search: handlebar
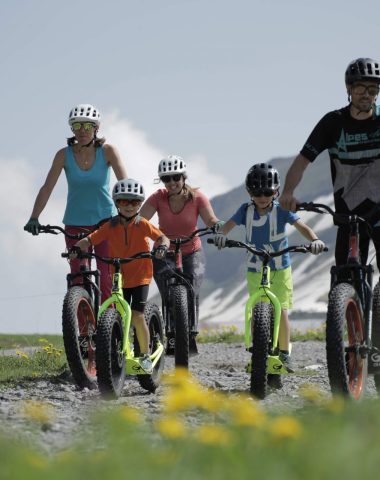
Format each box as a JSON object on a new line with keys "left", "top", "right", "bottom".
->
{"left": 28, "top": 225, "right": 89, "bottom": 240}
{"left": 169, "top": 227, "right": 216, "bottom": 246}
{"left": 297, "top": 202, "right": 376, "bottom": 226}
{"left": 207, "top": 237, "right": 328, "bottom": 258}
{"left": 61, "top": 249, "right": 153, "bottom": 265}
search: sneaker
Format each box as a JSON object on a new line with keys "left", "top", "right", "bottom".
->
{"left": 267, "top": 374, "right": 283, "bottom": 389}
{"left": 139, "top": 354, "right": 153, "bottom": 374}
{"left": 279, "top": 352, "right": 295, "bottom": 373}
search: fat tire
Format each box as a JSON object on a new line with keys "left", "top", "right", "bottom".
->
{"left": 134, "top": 302, "right": 165, "bottom": 392}
{"left": 96, "top": 309, "right": 126, "bottom": 399}
{"left": 371, "top": 282, "right": 380, "bottom": 392}
{"left": 62, "top": 287, "right": 97, "bottom": 390}
{"left": 171, "top": 285, "right": 189, "bottom": 368}
{"left": 250, "top": 302, "right": 272, "bottom": 399}
{"left": 326, "top": 283, "right": 367, "bottom": 400}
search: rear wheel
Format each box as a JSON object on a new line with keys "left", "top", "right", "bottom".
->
{"left": 134, "top": 302, "right": 165, "bottom": 392}
{"left": 170, "top": 285, "right": 189, "bottom": 368}
{"left": 96, "top": 309, "right": 126, "bottom": 399}
{"left": 371, "top": 282, "right": 380, "bottom": 392}
{"left": 326, "top": 283, "right": 367, "bottom": 400}
{"left": 62, "top": 287, "right": 97, "bottom": 390}
{"left": 250, "top": 302, "right": 272, "bottom": 399}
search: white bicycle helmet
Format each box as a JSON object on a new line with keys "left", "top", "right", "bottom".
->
{"left": 158, "top": 155, "right": 187, "bottom": 178}
{"left": 112, "top": 179, "right": 145, "bottom": 203}
{"left": 68, "top": 104, "right": 101, "bottom": 127}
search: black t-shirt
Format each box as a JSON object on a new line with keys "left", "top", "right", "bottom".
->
{"left": 300, "top": 106, "right": 380, "bottom": 216}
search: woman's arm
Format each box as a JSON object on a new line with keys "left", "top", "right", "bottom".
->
{"left": 199, "top": 204, "right": 220, "bottom": 228}
{"left": 140, "top": 201, "right": 157, "bottom": 221}
{"left": 104, "top": 144, "right": 127, "bottom": 180}
{"left": 29, "top": 149, "right": 65, "bottom": 219}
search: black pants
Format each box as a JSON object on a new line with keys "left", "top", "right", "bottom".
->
{"left": 153, "top": 250, "right": 205, "bottom": 332}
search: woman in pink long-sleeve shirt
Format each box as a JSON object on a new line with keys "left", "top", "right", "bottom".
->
{"left": 140, "top": 155, "right": 222, "bottom": 353}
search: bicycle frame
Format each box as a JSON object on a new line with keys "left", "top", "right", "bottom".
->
{"left": 298, "top": 203, "right": 375, "bottom": 356}
{"left": 94, "top": 258, "right": 164, "bottom": 375}
{"left": 162, "top": 227, "right": 215, "bottom": 334}
{"left": 209, "top": 238, "right": 321, "bottom": 376}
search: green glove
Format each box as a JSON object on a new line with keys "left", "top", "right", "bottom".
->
{"left": 24, "top": 218, "right": 41, "bottom": 236}
{"left": 213, "top": 220, "right": 225, "bottom": 233}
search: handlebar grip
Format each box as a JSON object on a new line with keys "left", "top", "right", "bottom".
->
{"left": 61, "top": 252, "right": 69, "bottom": 258}
{"left": 323, "top": 247, "right": 329, "bottom": 252}
{"left": 207, "top": 238, "right": 215, "bottom": 244}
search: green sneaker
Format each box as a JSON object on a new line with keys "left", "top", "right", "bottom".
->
{"left": 139, "top": 354, "right": 153, "bottom": 374}
{"left": 279, "top": 352, "right": 295, "bottom": 373}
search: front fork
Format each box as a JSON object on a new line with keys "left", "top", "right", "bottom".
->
{"left": 244, "top": 291, "right": 281, "bottom": 352}
{"left": 97, "top": 272, "right": 132, "bottom": 356}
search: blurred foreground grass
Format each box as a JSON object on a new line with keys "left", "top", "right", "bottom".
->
{"left": 0, "top": 368, "right": 379, "bottom": 480}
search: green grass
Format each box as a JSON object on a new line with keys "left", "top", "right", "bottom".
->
{"left": 0, "top": 337, "right": 67, "bottom": 383}
{"left": 0, "top": 334, "right": 63, "bottom": 350}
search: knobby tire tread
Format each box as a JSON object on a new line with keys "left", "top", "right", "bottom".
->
{"left": 136, "top": 302, "right": 165, "bottom": 392}
{"left": 372, "top": 282, "right": 380, "bottom": 392}
{"left": 96, "top": 309, "right": 125, "bottom": 399}
{"left": 62, "top": 287, "right": 97, "bottom": 390}
{"left": 250, "top": 302, "right": 272, "bottom": 399}
{"left": 171, "top": 285, "right": 189, "bottom": 368}
{"left": 326, "top": 283, "right": 367, "bottom": 400}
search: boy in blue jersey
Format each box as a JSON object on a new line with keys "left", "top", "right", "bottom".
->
{"left": 214, "top": 163, "right": 325, "bottom": 376}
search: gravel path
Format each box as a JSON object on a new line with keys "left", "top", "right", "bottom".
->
{"left": 0, "top": 341, "right": 377, "bottom": 454}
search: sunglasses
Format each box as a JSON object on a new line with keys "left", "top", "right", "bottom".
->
{"left": 251, "top": 188, "right": 276, "bottom": 197}
{"left": 161, "top": 174, "right": 183, "bottom": 183}
{"left": 352, "top": 84, "right": 380, "bottom": 96}
{"left": 71, "top": 122, "right": 96, "bottom": 131}
{"left": 117, "top": 199, "right": 141, "bottom": 207}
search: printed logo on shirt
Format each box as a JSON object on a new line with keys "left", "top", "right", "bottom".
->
{"left": 336, "top": 130, "right": 369, "bottom": 152}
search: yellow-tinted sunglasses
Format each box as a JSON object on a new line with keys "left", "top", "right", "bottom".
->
{"left": 71, "top": 122, "right": 96, "bottom": 131}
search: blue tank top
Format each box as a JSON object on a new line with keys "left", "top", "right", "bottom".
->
{"left": 63, "top": 146, "right": 116, "bottom": 225}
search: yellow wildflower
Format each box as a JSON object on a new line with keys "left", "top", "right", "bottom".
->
{"left": 155, "top": 417, "right": 187, "bottom": 439}
{"left": 119, "top": 407, "right": 142, "bottom": 423}
{"left": 299, "top": 383, "right": 324, "bottom": 403}
{"left": 270, "top": 416, "right": 302, "bottom": 440}
{"left": 22, "top": 400, "right": 55, "bottom": 424}
{"left": 196, "top": 424, "right": 231, "bottom": 446}
{"left": 228, "top": 395, "right": 267, "bottom": 427}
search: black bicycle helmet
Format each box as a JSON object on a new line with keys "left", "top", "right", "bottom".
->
{"left": 245, "top": 163, "right": 280, "bottom": 194}
{"left": 345, "top": 58, "right": 380, "bottom": 85}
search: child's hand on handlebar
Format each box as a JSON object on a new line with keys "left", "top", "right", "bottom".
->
{"left": 214, "top": 233, "right": 227, "bottom": 249}
{"left": 310, "top": 239, "right": 325, "bottom": 255}
{"left": 154, "top": 245, "right": 168, "bottom": 259}
{"left": 68, "top": 245, "right": 82, "bottom": 260}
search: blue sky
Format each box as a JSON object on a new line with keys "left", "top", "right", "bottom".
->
{"left": 1, "top": 0, "right": 380, "bottom": 332}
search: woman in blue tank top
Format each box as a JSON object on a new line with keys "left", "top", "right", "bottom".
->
{"left": 24, "top": 104, "right": 127, "bottom": 300}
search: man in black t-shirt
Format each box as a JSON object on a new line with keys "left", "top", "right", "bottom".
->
{"left": 279, "top": 57, "right": 380, "bottom": 268}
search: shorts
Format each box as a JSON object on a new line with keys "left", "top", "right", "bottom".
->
{"left": 122, "top": 285, "right": 149, "bottom": 313}
{"left": 246, "top": 266, "right": 293, "bottom": 310}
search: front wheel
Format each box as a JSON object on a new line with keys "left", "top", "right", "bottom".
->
{"left": 371, "top": 282, "right": 380, "bottom": 392}
{"left": 326, "top": 283, "right": 367, "bottom": 400}
{"left": 134, "top": 302, "right": 165, "bottom": 392}
{"left": 62, "top": 287, "right": 97, "bottom": 390}
{"left": 96, "top": 309, "right": 126, "bottom": 399}
{"left": 170, "top": 285, "right": 189, "bottom": 368}
{"left": 250, "top": 302, "right": 272, "bottom": 399}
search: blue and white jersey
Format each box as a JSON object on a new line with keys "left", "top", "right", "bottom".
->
{"left": 230, "top": 201, "right": 299, "bottom": 272}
